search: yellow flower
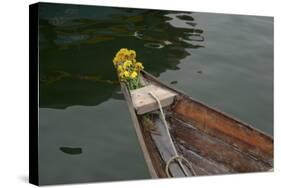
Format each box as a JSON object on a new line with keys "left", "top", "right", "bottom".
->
{"left": 113, "top": 49, "right": 144, "bottom": 86}
{"left": 117, "top": 65, "right": 123, "bottom": 72}
{"left": 130, "top": 71, "right": 138, "bottom": 79}
{"left": 135, "top": 62, "right": 144, "bottom": 71}
{"left": 123, "top": 60, "right": 132, "bottom": 69}
{"left": 124, "top": 71, "right": 130, "bottom": 78}
{"left": 119, "top": 72, "right": 125, "bottom": 81}
{"left": 132, "top": 59, "right": 136, "bottom": 64}
{"left": 119, "top": 48, "right": 128, "bottom": 54}
{"left": 117, "top": 53, "right": 125, "bottom": 62}
{"left": 117, "top": 49, "right": 128, "bottom": 59}
{"left": 128, "top": 50, "right": 136, "bottom": 60}
{"left": 124, "top": 55, "right": 129, "bottom": 61}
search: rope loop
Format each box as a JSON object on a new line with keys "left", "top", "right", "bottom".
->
{"left": 165, "top": 155, "right": 196, "bottom": 177}
{"left": 149, "top": 91, "right": 196, "bottom": 177}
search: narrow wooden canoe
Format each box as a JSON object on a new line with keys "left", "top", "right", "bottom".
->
{"left": 120, "top": 71, "right": 273, "bottom": 178}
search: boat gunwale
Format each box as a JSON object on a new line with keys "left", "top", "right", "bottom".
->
{"left": 141, "top": 70, "right": 273, "bottom": 140}
{"left": 120, "top": 82, "right": 159, "bottom": 178}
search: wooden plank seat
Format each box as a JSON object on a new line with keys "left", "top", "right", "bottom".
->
{"left": 130, "top": 84, "right": 178, "bottom": 114}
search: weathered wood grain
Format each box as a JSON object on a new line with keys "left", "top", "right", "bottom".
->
{"left": 150, "top": 116, "right": 187, "bottom": 177}
{"left": 169, "top": 117, "right": 271, "bottom": 172}
{"left": 173, "top": 96, "right": 273, "bottom": 166}
{"left": 131, "top": 84, "right": 177, "bottom": 115}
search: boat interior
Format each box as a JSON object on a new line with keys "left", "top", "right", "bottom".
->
{"left": 129, "top": 72, "right": 273, "bottom": 177}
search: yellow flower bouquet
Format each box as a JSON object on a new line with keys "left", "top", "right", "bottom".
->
{"left": 113, "top": 48, "right": 144, "bottom": 90}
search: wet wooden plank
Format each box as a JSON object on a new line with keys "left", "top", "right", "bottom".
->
{"left": 177, "top": 145, "right": 231, "bottom": 175}
{"left": 150, "top": 116, "right": 188, "bottom": 177}
{"left": 169, "top": 117, "right": 272, "bottom": 172}
{"left": 173, "top": 97, "right": 273, "bottom": 165}
{"left": 140, "top": 125, "right": 168, "bottom": 178}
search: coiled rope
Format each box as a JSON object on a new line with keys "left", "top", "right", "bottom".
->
{"left": 149, "top": 91, "right": 196, "bottom": 177}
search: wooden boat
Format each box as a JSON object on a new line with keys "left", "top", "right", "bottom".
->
{"left": 120, "top": 70, "right": 273, "bottom": 178}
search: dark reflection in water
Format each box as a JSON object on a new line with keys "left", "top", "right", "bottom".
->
{"left": 38, "top": 3, "right": 273, "bottom": 185}
{"left": 59, "top": 147, "right": 82, "bottom": 155}
{"left": 39, "top": 4, "right": 204, "bottom": 108}
{"left": 38, "top": 3, "right": 205, "bottom": 185}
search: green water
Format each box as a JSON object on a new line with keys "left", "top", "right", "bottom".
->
{"left": 38, "top": 3, "right": 273, "bottom": 185}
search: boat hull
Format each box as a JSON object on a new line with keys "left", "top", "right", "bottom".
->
{"left": 120, "top": 71, "right": 273, "bottom": 178}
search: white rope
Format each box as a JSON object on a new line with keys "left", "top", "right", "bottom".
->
{"left": 149, "top": 91, "right": 195, "bottom": 177}
{"left": 165, "top": 155, "right": 195, "bottom": 178}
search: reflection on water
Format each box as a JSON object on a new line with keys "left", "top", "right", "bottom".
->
{"left": 38, "top": 3, "right": 273, "bottom": 185}
{"left": 39, "top": 4, "right": 204, "bottom": 109}
{"left": 59, "top": 147, "right": 82, "bottom": 155}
